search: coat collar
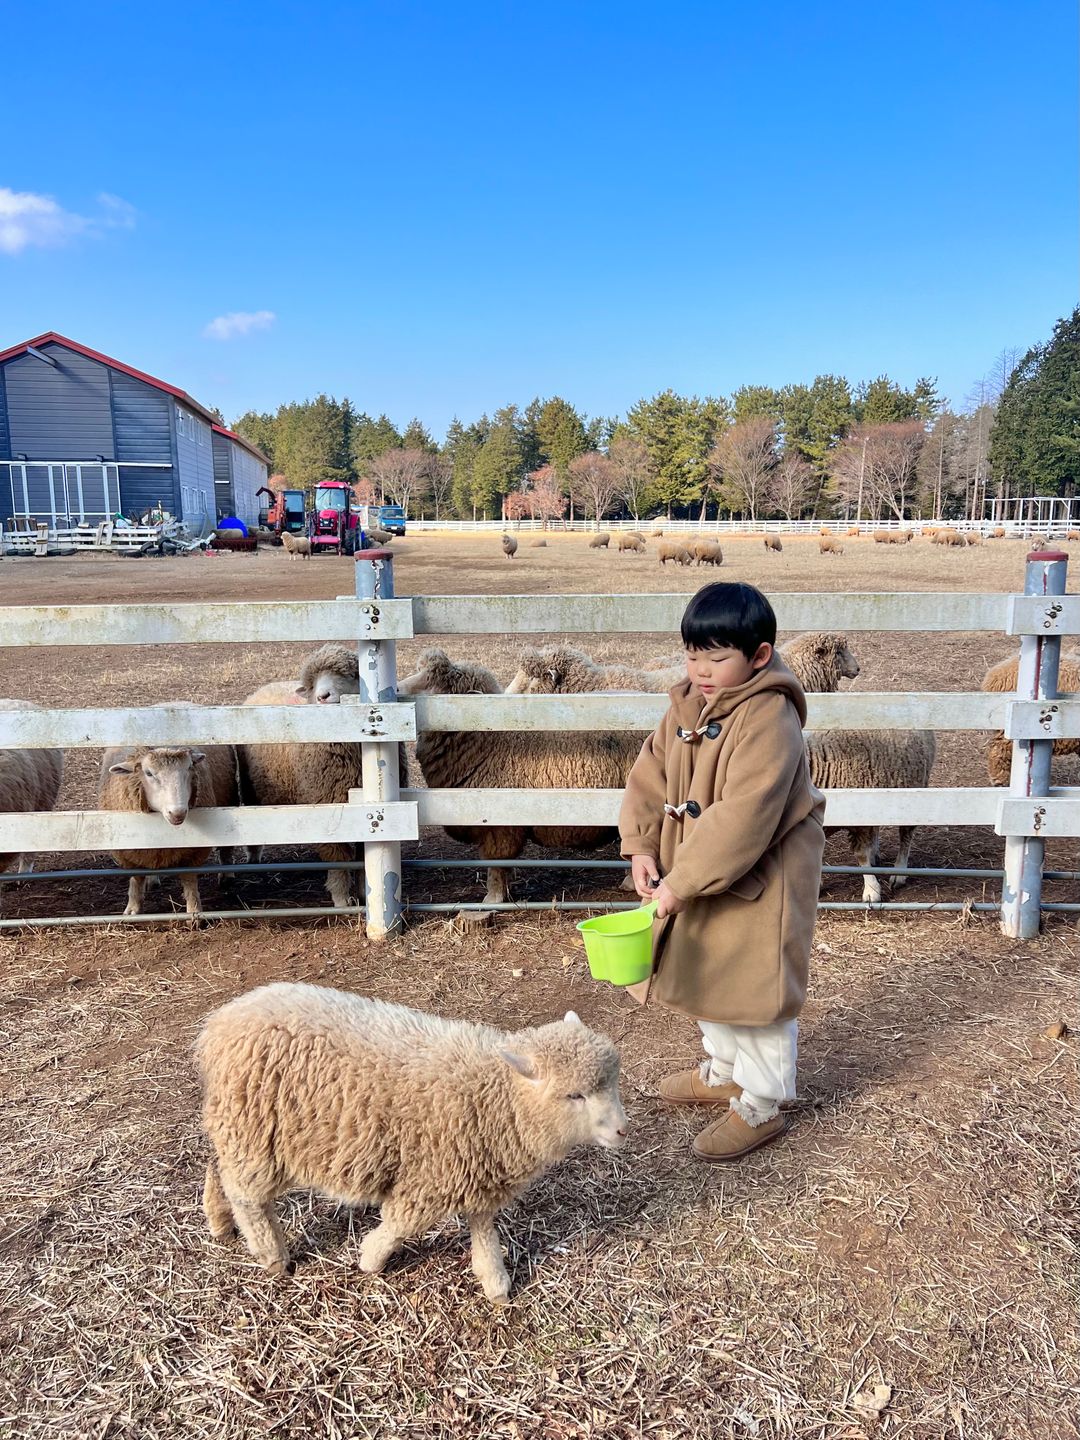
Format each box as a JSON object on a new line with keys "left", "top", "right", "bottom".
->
{"left": 668, "top": 654, "right": 808, "bottom": 729}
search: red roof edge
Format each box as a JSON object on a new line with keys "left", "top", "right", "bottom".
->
{"left": 0, "top": 331, "right": 217, "bottom": 427}
{"left": 212, "top": 422, "right": 270, "bottom": 467}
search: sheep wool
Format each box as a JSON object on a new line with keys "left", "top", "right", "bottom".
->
{"left": 505, "top": 645, "right": 683, "bottom": 695}
{"left": 0, "top": 700, "right": 64, "bottom": 881}
{"left": 197, "top": 984, "right": 626, "bottom": 1302}
{"left": 779, "top": 633, "right": 861, "bottom": 693}
{"left": 981, "top": 649, "right": 1080, "bottom": 784}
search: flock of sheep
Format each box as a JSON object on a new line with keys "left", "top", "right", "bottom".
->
{"left": 4, "top": 634, "right": 1076, "bottom": 917}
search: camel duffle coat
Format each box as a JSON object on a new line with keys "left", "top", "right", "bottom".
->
{"left": 618, "top": 657, "right": 826, "bottom": 1026}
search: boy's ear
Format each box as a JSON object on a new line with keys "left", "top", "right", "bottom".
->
{"left": 753, "top": 641, "right": 774, "bottom": 670}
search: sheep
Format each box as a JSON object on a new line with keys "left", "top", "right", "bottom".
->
{"left": 781, "top": 634, "right": 934, "bottom": 902}
{"left": 280, "top": 531, "right": 311, "bottom": 560}
{"left": 588, "top": 533, "right": 611, "bottom": 549}
{"left": 501, "top": 533, "right": 518, "bottom": 558}
{"left": 238, "top": 645, "right": 408, "bottom": 908}
{"left": 763, "top": 535, "right": 782, "bottom": 552}
{"left": 98, "top": 712, "right": 239, "bottom": 917}
{"left": 530, "top": 539, "right": 548, "bottom": 547}
{"left": 0, "top": 701, "right": 63, "bottom": 898}
{"left": 650, "top": 527, "right": 664, "bottom": 537}
{"left": 617, "top": 534, "right": 645, "bottom": 553}
{"left": 932, "top": 528, "right": 965, "bottom": 546}
{"left": 197, "top": 985, "right": 626, "bottom": 1302}
{"left": 779, "top": 632, "right": 861, "bottom": 693}
{"left": 1067, "top": 531, "right": 1080, "bottom": 542}
{"left": 505, "top": 645, "right": 684, "bottom": 696}
{"left": 846, "top": 526, "right": 861, "bottom": 537}
{"left": 818, "top": 536, "right": 844, "bottom": 555}
{"left": 627, "top": 530, "right": 647, "bottom": 542}
{"left": 366, "top": 526, "right": 394, "bottom": 546}
{"left": 658, "top": 541, "right": 693, "bottom": 565}
{"left": 397, "top": 649, "right": 644, "bottom": 905}
{"left": 966, "top": 533, "right": 983, "bottom": 546}
{"left": 981, "top": 649, "right": 1080, "bottom": 784}
{"left": 692, "top": 538, "right": 723, "bottom": 566}
{"left": 991, "top": 527, "right": 1006, "bottom": 539}
{"left": 873, "top": 530, "right": 913, "bottom": 545}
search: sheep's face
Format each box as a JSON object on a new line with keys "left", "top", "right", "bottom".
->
{"left": 111, "top": 749, "right": 205, "bottom": 825}
{"left": 835, "top": 643, "right": 860, "bottom": 682}
{"left": 501, "top": 1013, "right": 628, "bottom": 1152}
{"left": 299, "top": 669, "right": 361, "bottom": 706}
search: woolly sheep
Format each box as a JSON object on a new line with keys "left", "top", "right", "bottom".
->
{"left": 658, "top": 541, "right": 692, "bottom": 565}
{"left": 98, "top": 712, "right": 239, "bottom": 917}
{"left": 692, "top": 538, "right": 723, "bottom": 566}
{"left": 873, "top": 530, "right": 913, "bottom": 545}
{"left": 530, "top": 539, "right": 548, "bottom": 547}
{"left": 366, "top": 526, "right": 395, "bottom": 546}
{"left": 197, "top": 984, "right": 627, "bottom": 1303}
{"left": 238, "top": 645, "right": 408, "bottom": 908}
{"left": 501, "top": 533, "right": 518, "bottom": 558}
{"left": 280, "top": 531, "right": 311, "bottom": 559}
{"left": 782, "top": 636, "right": 934, "bottom": 902}
{"left": 846, "top": 526, "right": 861, "bottom": 537}
{"left": 966, "top": 533, "right": 983, "bottom": 546}
{"left": 650, "top": 527, "right": 664, "bottom": 537}
{"left": 763, "top": 535, "right": 782, "bottom": 552}
{"left": 588, "top": 533, "right": 611, "bottom": 549}
{"left": 0, "top": 700, "right": 63, "bottom": 897}
{"left": 397, "top": 649, "right": 643, "bottom": 905}
{"left": 627, "top": 530, "right": 647, "bottom": 542}
{"left": 981, "top": 649, "right": 1080, "bottom": 784}
{"left": 932, "top": 529, "right": 965, "bottom": 546}
{"left": 818, "top": 536, "right": 844, "bottom": 555}
{"left": 991, "top": 527, "right": 1006, "bottom": 538}
{"left": 617, "top": 534, "right": 645, "bottom": 553}
{"left": 1068, "top": 531, "right": 1080, "bottom": 542}
{"left": 505, "top": 645, "right": 683, "bottom": 696}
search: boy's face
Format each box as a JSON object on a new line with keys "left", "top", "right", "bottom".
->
{"left": 686, "top": 642, "right": 773, "bottom": 696}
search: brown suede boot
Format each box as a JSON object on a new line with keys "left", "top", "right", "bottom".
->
{"left": 658, "top": 1068, "right": 741, "bottom": 1107}
{"left": 691, "top": 1103, "right": 790, "bottom": 1162}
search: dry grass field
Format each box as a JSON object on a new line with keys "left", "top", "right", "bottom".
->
{"left": 1, "top": 530, "right": 1078, "bottom": 1439}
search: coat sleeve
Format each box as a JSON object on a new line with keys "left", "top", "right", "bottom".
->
{"left": 618, "top": 715, "right": 670, "bottom": 859}
{"left": 664, "top": 694, "right": 805, "bottom": 900}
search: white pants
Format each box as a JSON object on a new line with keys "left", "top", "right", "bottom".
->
{"left": 698, "top": 1019, "right": 797, "bottom": 1108}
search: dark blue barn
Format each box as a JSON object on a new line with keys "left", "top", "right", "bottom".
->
{"left": 0, "top": 332, "right": 268, "bottom": 535}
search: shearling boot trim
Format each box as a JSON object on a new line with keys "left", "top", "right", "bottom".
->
{"left": 730, "top": 1094, "right": 780, "bottom": 1127}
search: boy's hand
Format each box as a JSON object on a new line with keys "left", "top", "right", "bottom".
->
{"left": 630, "top": 854, "right": 660, "bottom": 899}
{"left": 652, "top": 880, "right": 686, "bottom": 919}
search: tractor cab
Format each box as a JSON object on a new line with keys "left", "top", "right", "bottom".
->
{"left": 310, "top": 481, "right": 360, "bottom": 555}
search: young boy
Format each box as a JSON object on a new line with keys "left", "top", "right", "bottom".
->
{"left": 619, "top": 581, "right": 825, "bottom": 1162}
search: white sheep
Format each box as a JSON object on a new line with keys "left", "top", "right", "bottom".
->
{"left": 588, "top": 533, "right": 610, "bottom": 549}
{"left": 238, "top": 645, "right": 407, "bottom": 908}
{"left": 0, "top": 700, "right": 64, "bottom": 904}
{"left": 692, "top": 538, "right": 723, "bottom": 566}
{"left": 398, "top": 649, "right": 643, "bottom": 905}
{"left": 501, "top": 533, "right": 518, "bottom": 558}
{"left": 657, "top": 541, "right": 693, "bottom": 565}
{"left": 280, "top": 531, "right": 311, "bottom": 559}
{"left": 98, "top": 717, "right": 239, "bottom": 916}
{"left": 197, "top": 985, "right": 627, "bottom": 1303}
{"left": 505, "top": 645, "right": 683, "bottom": 696}
{"left": 779, "top": 632, "right": 861, "bottom": 693}
{"left": 616, "top": 534, "right": 645, "bottom": 553}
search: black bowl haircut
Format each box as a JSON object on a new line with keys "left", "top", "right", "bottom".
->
{"left": 680, "top": 582, "right": 777, "bottom": 660}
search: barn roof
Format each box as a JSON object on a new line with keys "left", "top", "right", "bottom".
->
{"left": 0, "top": 331, "right": 269, "bottom": 465}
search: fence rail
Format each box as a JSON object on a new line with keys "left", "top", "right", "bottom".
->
{"left": 406, "top": 516, "right": 1076, "bottom": 536}
{"left": 0, "top": 551, "right": 1075, "bottom": 936}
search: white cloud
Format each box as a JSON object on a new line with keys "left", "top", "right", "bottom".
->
{"left": 202, "top": 310, "right": 277, "bottom": 341}
{"left": 0, "top": 187, "right": 138, "bottom": 255}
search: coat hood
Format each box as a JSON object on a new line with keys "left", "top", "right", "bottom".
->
{"left": 668, "top": 653, "right": 808, "bottom": 727}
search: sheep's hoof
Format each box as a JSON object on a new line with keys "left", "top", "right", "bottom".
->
{"left": 208, "top": 1221, "right": 236, "bottom": 1241}
{"left": 265, "top": 1258, "right": 295, "bottom": 1278}
{"left": 452, "top": 909, "right": 495, "bottom": 933}
{"left": 481, "top": 1276, "right": 511, "bottom": 1305}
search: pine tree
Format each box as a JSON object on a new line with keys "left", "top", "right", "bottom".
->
{"left": 990, "top": 308, "right": 1080, "bottom": 501}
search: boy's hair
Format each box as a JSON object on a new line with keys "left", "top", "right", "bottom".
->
{"left": 681, "top": 582, "right": 777, "bottom": 659}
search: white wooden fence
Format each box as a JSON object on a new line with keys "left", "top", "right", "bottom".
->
{"left": 0, "top": 552, "right": 1076, "bottom": 935}
{"left": 407, "top": 516, "right": 1073, "bottom": 536}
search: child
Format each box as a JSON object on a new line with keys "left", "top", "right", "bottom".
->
{"left": 619, "top": 581, "right": 825, "bottom": 1161}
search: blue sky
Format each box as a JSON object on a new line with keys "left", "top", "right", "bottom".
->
{"left": 2, "top": 0, "right": 1076, "bottom": 436}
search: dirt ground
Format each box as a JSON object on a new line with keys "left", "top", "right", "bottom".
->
{"left": 1, "top": 531, "right": 1078, "bottom": 1438}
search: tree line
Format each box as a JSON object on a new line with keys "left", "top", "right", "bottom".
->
{"left": 233, "top": 306, "right": 1079, "bottom": 522}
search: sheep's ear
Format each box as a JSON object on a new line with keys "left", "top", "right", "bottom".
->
{"left": 563, "top": 1010, "right": 582, "bottom": 1026}
{"left": 109, "top": 761, "right": 136, "bottom": 775}
{"left": 295, "top": 684, "right": 310, "bottom": 697}
{"left": 500, "top": 1048, "right": 541, "bottom": 1082}
{"left": 191, "top": 750, "right": 207, "bottom": 765}
{"left": 547, "top": 668, "right": 558, "bottom": 683}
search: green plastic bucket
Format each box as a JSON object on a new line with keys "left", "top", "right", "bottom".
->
{"left": 576, "top": 901, "right": 657, "bottom": 985}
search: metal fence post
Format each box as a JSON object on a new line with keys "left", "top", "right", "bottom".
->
{"left": 1000, "top": 549, "right": 1069, "bottom": 938}
{"left": 355, "top": 548, "right": 403, "bottom": 939}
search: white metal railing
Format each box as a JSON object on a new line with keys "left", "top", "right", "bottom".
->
{"left": 405, "top": 516, "right": 1073, "bottom": 536}
{"left": 0, "top": 558, "right": 1076, "bottom": 936}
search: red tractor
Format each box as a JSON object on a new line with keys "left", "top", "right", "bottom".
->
{"left": 309, "top": 481, "right": 362, "bottom": 555}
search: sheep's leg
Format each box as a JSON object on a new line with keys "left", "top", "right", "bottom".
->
{"left": 850, "top": 827, "right": 882, "bottom": 904}
{"left": 15, "top": 854, "right": 32, "bottom": 874}
{"left": 482, "top": 866, "right": 510, "bottom": 906}
{"left": 228, "top": 1193, "right": 291, "bottom": 1275}
{"left": 468, "top": 1213, "right": 510, "bottom": 1304}
{"left": 203, "top": 1159, "right": 235, "bottom": 1240}
{"left": 124, "top": 875, "right": 146, "bottom": 916}
{"left": 319, "top": 844, "right": 357, "bottom": 908}
{"left": 247, "top": 845, "right": 263, "bottom": 867}
{"left": 358, "top": 1200, "right": 436, "bottom": 1275}
{"left": 181, "top": 873, "right": 203, "bottom": 917}
{"left": 218, "top": 846, "right": 238, "bottom": 882}
{"left": 891, "top": 827, "right": 916, "bottom": 890}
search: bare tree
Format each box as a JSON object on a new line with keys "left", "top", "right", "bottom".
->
{"left": 365, "top": 448, "right": 429, "bottom": 513}
{"left": 426, "top": 452, "right": 453, "bottom": 520}
{"left": 608, "top": 433, "right": 655, "bottom": 519}
{"left": 526, "top": 465, "right": 570, "bottom": 527}
{"left": 352, "top": 476, "right": 378, "bottom": 506}
{"left": 867, "top": 421, "right": 924, "bottom": 520}
{"left": 831, "top": 428, "right": 870, "bottom": 518}
{"left": 709, "top": 418, "right": 777, "bottom": 521}
{"left": 766, "top": 452, "right": 815, "bottom": 520}
{"left": 568, "top": 450, "right": 619, "bottom": 523}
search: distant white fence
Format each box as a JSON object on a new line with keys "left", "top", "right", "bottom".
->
{"left": 0, "top": 556, "right": 1076, "bottom": 936}
{"left": 407, "top": 516, "right": 1072, "bottom": 536}
{"left": 1, "top": 520, "right": 190, "bottom": 556}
